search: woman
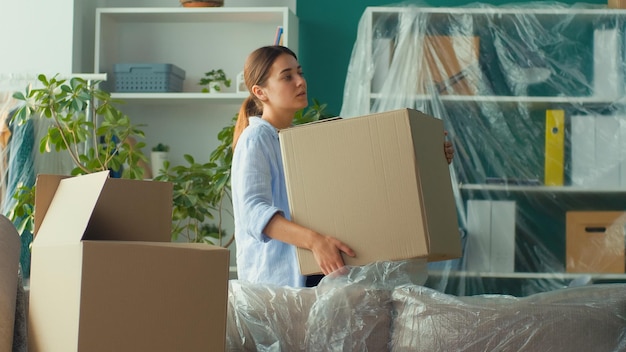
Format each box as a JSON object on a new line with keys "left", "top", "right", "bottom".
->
{"left": 231, "top": 46, "right": 355, "bottom": 288}
{"left": 231, "top": 45, "right": 455, "bottom": 288}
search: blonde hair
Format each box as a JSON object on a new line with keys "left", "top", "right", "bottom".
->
{"left": 233, "top": 46, "right": 298, "bottom": 149}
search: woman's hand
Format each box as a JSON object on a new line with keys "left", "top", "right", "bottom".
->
{"left": 264, "top": 214, "right": 356, "bottom": 275}
{"left": 444, "top": 131, "right": 454, "bottom": 165}
{"left": 309, "top": 233, "right": 355, "bottom": 275}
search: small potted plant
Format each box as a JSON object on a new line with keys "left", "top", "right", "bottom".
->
{"left": 199, "top": 69, "right": 231, "bottom": 93}
{"left": 151, "top": 143, "right": 170, "bottom": 178}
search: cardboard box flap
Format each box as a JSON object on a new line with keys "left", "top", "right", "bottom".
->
{"left": 84, "top": 177, "right": 172, "bottom": 242}
{"left": 34, "top": 174, "right": 72, "bottom": 235}
{"left": 34, "top": 171, "right": 110, "bottom": 246}
{"left": 34, "top": 171, "right": 173, "bottom": 246}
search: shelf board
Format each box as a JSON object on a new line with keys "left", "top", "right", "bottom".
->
{"left": 368, "top": 6, "right": 626, "bottom": 16}
{"left": 429, "top": 270, "right": 626, "bottom": 281}
{"left": 110, "top": 92, "right": 248, "bottom": 105}
{"left": 370, "top": 94, "right": 623, "bottom": 106}
{"left": 97, "top": 7, "right": 288, "bottom": 23}
{"left": 459, "top": 183, "right": 626, "bottom": 193}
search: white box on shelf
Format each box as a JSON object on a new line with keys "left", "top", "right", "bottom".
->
{"left": 570, "top": 115, "right": 596, "bottom": 186}
{"left": 571, "top": 115, "right": 626, "bottom": 188}
{"left": 620, "top": 117, "right": 626, "bottom": 187}
{"left": 465, "top": 200, "right": 491, "bottom": 272}
{"left": 371, "top": 38, "right": 393, "bottom": 93}
{"left": 593, "top": 28, "right": 623, "bottom": 99}
{"left": 465, "top": 200, "right": 516, "bottom": 273}
{"left": 594, "top": 116, "right": 621, "bottom": 188}
{"left": 236, "top": 71, "right": 247, "bottom": 93}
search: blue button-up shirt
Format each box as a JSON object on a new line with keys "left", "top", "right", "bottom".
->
{"left": 231, "top": 116, "right": 306, "bottom": 287}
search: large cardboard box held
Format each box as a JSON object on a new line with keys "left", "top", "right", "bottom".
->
{"left": 28, "top": 171, "right": 230, "bottom": 352}
{"left": 566, "top": 211, "right": 625, "bottom": 273}
{"left": 280, "top": 108, "right": 462, "bottom": 275}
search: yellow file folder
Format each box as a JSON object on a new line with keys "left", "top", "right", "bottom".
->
{"left": 544, "top": 110, "right": 565, "bottom": 185}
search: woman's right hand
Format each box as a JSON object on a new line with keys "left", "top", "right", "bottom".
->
{"left": 263, "top": 213, "right": 356, "bottom": 275}
{"left": 309, "top": 233, "right": 356, "bottom": 275}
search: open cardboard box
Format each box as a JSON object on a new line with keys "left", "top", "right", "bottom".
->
{"left": 28, "top": 171, "right": 230, "bottom": 352}
{"left": 280, "top": 108, "right": 462, "bottom": 275}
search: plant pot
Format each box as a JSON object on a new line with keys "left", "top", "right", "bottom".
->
{"left": 151, "top": 151, "right": 169, "bottom": 178}
{"left": 236, "top": 71, "right": 247, "bottom": 93}
{"left": 180, "top": 0, "right": 224, "bottom": 7}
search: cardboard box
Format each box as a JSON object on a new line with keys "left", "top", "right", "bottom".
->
{"left": 566, "top": 211, "right": 625, "bottom": 273}
{"left": 279, "top": 108, "right": 462, "bottom": 275}
{"left": 418, "top": 35, "right": 480, "bottom": 95}
{"left": 608, "top": 0, "right": 626, "bottom": 8}
{"left": 28, "top": 171, "right": 230, "bottom": 352}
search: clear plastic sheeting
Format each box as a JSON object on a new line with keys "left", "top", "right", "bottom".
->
{"left": 341, "top": 1, "right": 626, "bottom": 296}
{"left": 226, "top": 261, "right": 626, "bottom": 351}
{"left": 226, "top": 259, "right": 427, "bottom": 352}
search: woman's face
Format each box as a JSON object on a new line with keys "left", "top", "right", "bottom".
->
{"left": 254, "top": 53, "right": 307, "bottom": 126}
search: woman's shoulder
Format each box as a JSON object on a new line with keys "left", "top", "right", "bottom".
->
{"left": 239, "top": 117, "right": 278, "bottom": 147}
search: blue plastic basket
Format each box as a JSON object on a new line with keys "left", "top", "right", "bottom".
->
{"left": 113, "top": 63, "right": 186, "bottom": 92}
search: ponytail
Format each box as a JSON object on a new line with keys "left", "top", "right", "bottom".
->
{"left": 233, "top": 95, "right": 262, "bottom": 149}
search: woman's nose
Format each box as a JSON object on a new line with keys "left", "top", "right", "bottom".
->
{"left": 296, "top": 75, "right": 306, "bottom": 87}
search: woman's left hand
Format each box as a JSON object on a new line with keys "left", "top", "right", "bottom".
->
{"left": 444, "top": 131, "right": 454, "bottom": 165}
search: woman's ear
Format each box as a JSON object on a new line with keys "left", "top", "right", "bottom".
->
{"left": 251, "top": 85, "right": 267, "bottom": 101}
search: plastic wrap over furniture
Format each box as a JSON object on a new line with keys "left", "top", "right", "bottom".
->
{"left": 226, "top": 260, "right": 626, "bottom": 351}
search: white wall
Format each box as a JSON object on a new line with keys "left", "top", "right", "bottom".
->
{"left": 0, "top": 0, "right": 74, "bottom": 76}
{"left": 1, "top": 0, "right": 295, "bottom": 75}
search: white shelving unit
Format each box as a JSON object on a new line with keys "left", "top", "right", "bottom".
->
{"left": 94, "top": 8, "right": 298, "bottom": 268}
{"left": 95, "top": 7, "right": 297, "bottom": 102}
{"left": 93, "top": 6, "right": 298, "bottom": 163}
{"left": 354, "top": 5, "right": 626, "bottom": 294}
{"left": 361, "top": 5, "right": 626, "bottom": 114}
{"left": 459, "top": 184, "right": 626, "bottom": 193}
{"left": 370, "top": 93, "right": 625, "bottom": 106}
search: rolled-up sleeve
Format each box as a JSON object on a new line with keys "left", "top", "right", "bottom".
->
{"left": 231, "top": 117, "right": 303, "bottom": 287}
{"left": 232, "top": 125, "right": 283, "bottom": 243}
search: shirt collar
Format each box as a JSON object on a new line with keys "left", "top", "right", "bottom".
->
{"left": 250, "top": 116, "right": 280, "bottom": 137}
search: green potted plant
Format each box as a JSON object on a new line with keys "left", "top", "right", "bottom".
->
{"left": 153, "top": 154, "right": 233, "bottom": 246}
{"left": 199, "top": 69, "right": 232, "bottom": 93}
{"left": 8, "top": 74, "right": 149, "bottom": 276}
{"left": 150, "top": 143, "right": 170, "bottom": 178}
{"left": 198, "top": 223, "right": 230, "bottom": 246}
{"left": 11, "top": 75, "right": 148, "bottom": 181}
